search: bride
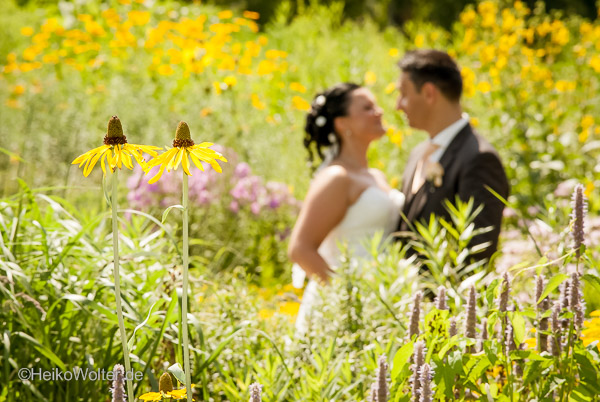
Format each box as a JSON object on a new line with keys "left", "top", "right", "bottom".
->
{"left": 287, "top": 82, "right": 405, "bottom": 334}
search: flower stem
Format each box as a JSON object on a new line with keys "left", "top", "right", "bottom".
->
{"left": 112, "top": 169, "right": 134, "bottom": 401}
{"left": 182, "top": 172, "right": 192, "bottom": 402}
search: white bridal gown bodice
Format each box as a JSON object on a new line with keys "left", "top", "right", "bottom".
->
{"left": 293, "top": 186, "right": 405, "bottom": 334}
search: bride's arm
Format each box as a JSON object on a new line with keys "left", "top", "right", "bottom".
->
{"left": 287, "top": 166, "right": 350, "bottom": 284}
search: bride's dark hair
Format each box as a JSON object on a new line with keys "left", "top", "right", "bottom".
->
{"left": 304, "top": 82, "right": 361, "bottom": 168}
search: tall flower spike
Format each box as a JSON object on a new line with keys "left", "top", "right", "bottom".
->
{"left": 411, "top": 340, "right": 426, "bottom": 402}
{"left": 72, "top": 116, "right": 160, "bottom": 176}
{"left": 465, "top": 286, "right": 477, "bottom": 338}
{"left": 249, "top": 382, "right": 262, "bottom": 402}
{"left": 478, "top": 317, "right": 488, "bottom": 352}
{"left": 536, "top": 275, "right": 549, "bottom": 353}
{"left": 571, "top": 183, "right": 587, "bottom": 260}
{"left": 436, "top": 286, "right": 447, "bottom": 310}
{"left": 549, "top": 301, "right": 562, "bottom": 356}
{"left": 569, "top": 273, "right": 581, "bottom": 309}
{"left": 370, "top": 383, "right": 378, "bottom": 402}
{"left": 505, "top": 322, "right": 516, "bottom": 354}
{"left": 419, "top": 364, "right": 434, "bottom": 402}
{"left": 111, "top": 364, "right": 126, "bottom": 402}
{"left": 377, "top": 355, "right": 388, "bottom": 402}
{"left": 497, "top": 273, "right": 510, "bottom": 313}
{"left": 449, "top": 317, "right": 457, "bottom": 337}
{"left": 409, "top": 291, "right": 422, "bottom": 338}
{"left": 146, "top": 121, "right": 228, "bottom": 184}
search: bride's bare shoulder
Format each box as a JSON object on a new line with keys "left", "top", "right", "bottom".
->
{"left": 310, "top": 164, "right": 351, "bottom": 189}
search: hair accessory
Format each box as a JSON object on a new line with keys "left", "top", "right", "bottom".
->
{"left": 315, "top": 95, "right": 326, "bottom": 107}
{"left": 327, "top": 133, "right": 336, "bottom": 143}
{"left": 315, "top": 116, "right": 327, "bottom": 127}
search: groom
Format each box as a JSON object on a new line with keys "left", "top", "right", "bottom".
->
{"left": 395, "top": 49, "right": 509, "bottom": 262}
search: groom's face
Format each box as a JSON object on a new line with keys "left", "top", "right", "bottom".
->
{"left": 396, "top": 73, "right": 429, "bottom": 131}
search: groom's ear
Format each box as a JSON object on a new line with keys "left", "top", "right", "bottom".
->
{"left": 421, "top": 82, "right": 437, "bottom": 105}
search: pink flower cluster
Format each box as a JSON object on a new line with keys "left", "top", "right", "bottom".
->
{"left": 126, "top": 147, "right": 300, "bottom": 216}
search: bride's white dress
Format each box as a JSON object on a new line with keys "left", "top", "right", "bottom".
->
{"left": 293, "top": 186, "right": 405, "bottom": 334}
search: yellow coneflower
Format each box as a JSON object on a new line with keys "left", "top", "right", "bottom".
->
{"left": 72, "top": 116, "right": 160, "bottom": 176}
{"left": 146, "top": 121, "right": 226, "bottom": 402}
{"left": 146, "top": 121, "right": 227, "bottom": 184}
{"left": 139, "top": 372, "right": 195, "bottom": 401}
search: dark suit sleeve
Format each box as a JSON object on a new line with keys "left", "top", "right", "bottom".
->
{"left": 458, "top": 152, "right": 509, "bottom": 260}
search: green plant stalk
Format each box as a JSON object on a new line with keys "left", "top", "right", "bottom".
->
{"left": 182, "top": 172, "right": 192, "bottom": 402}
{"left": 112, "top": 169, "right": 134, "bottom": 401}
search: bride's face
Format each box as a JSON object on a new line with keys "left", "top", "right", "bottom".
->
{"left": 340, "top": 88, "right": 386, "bottom": 140}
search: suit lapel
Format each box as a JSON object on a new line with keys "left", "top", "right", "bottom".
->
{"left": 402, "top": 142, "right": 428, "bottom": 209}
{"left": 405, "top": 124, "right": 473, "bottom": 224}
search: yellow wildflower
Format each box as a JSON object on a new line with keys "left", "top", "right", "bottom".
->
{"left": 145, "top": 122, "right": 227, "bottom": 184}
{"left": 292, "top": 96, "right": 311, "bottom": 111}
{"left": 20, "top": 27, "right": 35, "bottom": 36}
{"left": 218, "top": 10, "right": 233, "bottom": 19}
{"left": 72, "top": 116, "right": 160, "bottom": 177}
{"left": 289, "top": 82, "right": 307, "bottom": 93}
{"left": 364, "top": 70, "right": 377, "bottom": 85}
{"left": 251, "top": 94, "right": 266, "bottom": 110}
{"left": 388, "top": 48, "right": 399, "bottom": 57}
{"left": 128, "top": 10, "right": 151, "bottom": 26}
{"left": 243, "top": 10, "right": 260, "bottom": 19}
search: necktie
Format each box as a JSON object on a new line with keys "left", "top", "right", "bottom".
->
{"left": 411, "top": 142, "right": 441, "bottom": 194}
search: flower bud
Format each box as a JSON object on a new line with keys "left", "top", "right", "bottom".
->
{"left": 465, "top": 286, "right": 477, "bottom": 339}
{"left": 409, "top": 291, "right": 422, "bottom": 338}
{"left": 159, "top": 372, "right": 174, "bottom": 393}
{"left": 436, "top": 286, "right": 447, "bottom": 310}
{"left": 111, "top": 364, "right": 126, "bottom": 402}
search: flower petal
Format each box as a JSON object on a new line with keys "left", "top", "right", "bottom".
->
{"left": 181, "top": 148, "right": 192, "bottom": 176}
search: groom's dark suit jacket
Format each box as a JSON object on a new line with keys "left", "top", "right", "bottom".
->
{"left": 398, "top": 123, "right": 509, "bottom": 261}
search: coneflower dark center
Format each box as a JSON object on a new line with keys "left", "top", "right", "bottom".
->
{"left": 173, "top": 138, "right": 195, "bottom": 148}
{"left": 104, "top": 135, "right": 128, "bottom": 145}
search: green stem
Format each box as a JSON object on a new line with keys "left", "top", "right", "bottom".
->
{"left": 112, "top": 169, "right": 134, "bottom": 401}
{"left": 182, "top": 172, "right": 192, "bottom": 402}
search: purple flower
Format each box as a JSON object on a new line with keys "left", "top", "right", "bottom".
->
{"left": 234, "top": 162, "right": 251, "bottom": 178}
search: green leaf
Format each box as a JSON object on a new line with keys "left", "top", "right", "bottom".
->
{"left": 168, "top": 362, "right": 186, "bottom": 385}
{"left": 128, "top": 300, "right": 160, "bottom": 350}
{"left": 391, "top": 341, "right": 414, "bottom": 380}
{"left": 14, "top": 332, "right": 67, "bottom": 371}
{"left": 582, "top": 274, "right": 600, "bottom": 295}
{"left": 162, "top": 205, "right": 184, "bottom": 223}
{"left": 508, "top": 312, "right": 526, "bottom": 346}
{"left": 537, "top": 274, "right": 569, "bottom": 304}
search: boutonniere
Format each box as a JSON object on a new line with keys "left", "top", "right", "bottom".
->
{"left": 424, "top": 162, "right": 444, "bottom": 188}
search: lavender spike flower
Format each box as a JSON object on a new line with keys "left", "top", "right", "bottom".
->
{"left": 497, "top": 273, "right": 510, "bottom": 313}
{"left": 410, "top": 291, "right": 423, "bottom": 338}
{"left": 571, "top": 183, "right": 587, "bottom": 260}
{"left": 419, "top": 364, "right": 434, "bottom": 402}
{"left": 370, "top": 383, "right": 378, "bottom": 402}
{"left": 449, "top": 317, "right": 457, "bottom": 337}
{"left": 411, "top": 340, "right": 426, "bottom": 402}
{"left": 249, "top": 382, "right": 262, "bottom": 402}
{"left": 436, "top": 286, "right": 448, "bottom": 310}
{"left": 111, "top": 364, "right": 126, "bottom": 402}
{"left": 570, "top": 273, "right": 581, "bottom": 309}
{"left": 477, "top": 317, "right": 488, "bottom": 352}
{"left": 505, "top": 322, "right": 516, "bottom": 354}
{"left": 377, "top": 355, "right": 388, "bottom": 402}
{"left": 465, "top": 286, "right": 477, "bottom": 339}
{"left": 574, "top": 302, "right": 585, "bottom": 332}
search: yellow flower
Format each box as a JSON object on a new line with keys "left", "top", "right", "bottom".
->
{"left": 243, "top": 10, "right": 260, "bottom": 19}
{"left": 385, "top": 82, "right": 396, "bottom": 94}
{"left": 251, "top": 94, "right": 266, "bottom": 110}
{"left": 218, "top": 10, "right": 233, "bottom": 19}
{"left": 581, "top": 313, "right": 600, "bottom": 350}
{"left": 364, "top": 70, "right": 377, "bottom": 85}
{"left": 139, "top": 392, "right": 162, "bottom": 401}
{"left": 292, "top": 96, "right": 310, "bottom": 111}
{"left": 146, "top": 122, "right": 227, "bottom": 184}
{"left": 414, "top": 34, "right": 425, "bottom": 47}
{"left": 20, "top": 26, "right": 35, "bottom": 36}
{"left": 289, "top": 82, "right": 307, "bottom": 93}
{"left": 12, "top": 85, "right": 26, "bottom": 96}
{"left": 72, "top": 116, "right": 160, "bottom": 177}
{"left": 388, "top": 48, "right": 399, "bottom": 57}
{"left": 128, "top": 10, "right": 151, "bottom": 26}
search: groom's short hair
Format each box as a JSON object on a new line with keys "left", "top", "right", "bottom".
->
{"left": 398, "top": 49, "right": 462, "bottom": 102}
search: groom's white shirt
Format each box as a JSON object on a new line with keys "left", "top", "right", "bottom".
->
{"left": 429, "top": 113, "right": 469, "bottom": 163}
